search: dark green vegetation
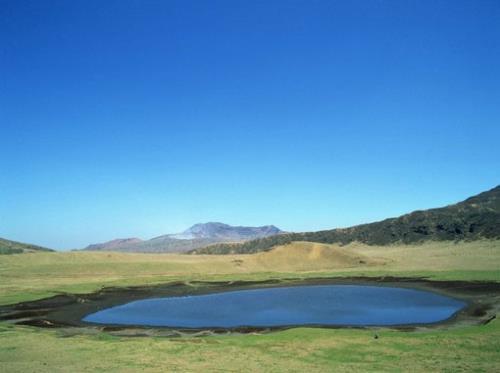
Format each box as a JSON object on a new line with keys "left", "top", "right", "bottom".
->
{"left": 0, "top": 238, "right": 53, "bottom": 255}
{"left": 195, "top": 186, "right": 500, "bottom": 254}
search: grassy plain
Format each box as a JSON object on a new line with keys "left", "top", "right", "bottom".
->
{"left": 1, "top": 240, "right": 499, "bottom": 372}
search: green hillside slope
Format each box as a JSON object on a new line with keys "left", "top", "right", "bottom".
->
{"left": 0, "top": 238, "right": 53, "bottom": 255}
{"left": 195, "top": 185, "right": 500, "bottom": 254}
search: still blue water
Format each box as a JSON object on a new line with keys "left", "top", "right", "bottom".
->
{"left": 83, "top": 285, "right": 466, "bottom": 328}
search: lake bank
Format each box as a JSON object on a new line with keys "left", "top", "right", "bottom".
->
{"left": 1, "top": 276, "right": 499, "bottom": 337}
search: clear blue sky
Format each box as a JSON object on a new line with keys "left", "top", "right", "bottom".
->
{"left": 1, "top": 0, "right": 499, "bottom": 250}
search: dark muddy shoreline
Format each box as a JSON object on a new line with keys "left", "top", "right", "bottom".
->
{"left": 1, "top": 277, "right": 499, "bottom": 337}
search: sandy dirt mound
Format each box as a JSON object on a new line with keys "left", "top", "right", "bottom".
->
{"left": 250, "top": 241, "right": 385, "bottom": 271}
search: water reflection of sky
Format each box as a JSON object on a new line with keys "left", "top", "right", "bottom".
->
{"left": 83, "top": 285, "right": 466, "bottom": 328}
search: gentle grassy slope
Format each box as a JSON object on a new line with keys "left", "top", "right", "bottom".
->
{"left": 0, "top": 240, "right": 499, "bottom": 306}
{"left": 1, "top": 314, "right": 500, "bottom": 372}
{"left": 1, "top": 240, "right": 499, "bottom": 372}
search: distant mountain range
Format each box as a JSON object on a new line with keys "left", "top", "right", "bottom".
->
{"left": 82, "top": 222, "right": 283, "bottom": 253}
{"left": 195, "top": 185, "right": 500, "bottom": 254}
{"left": 0, "top": 238, "right": 54, "bottom": 255}
{"left": 3, "top": 186, "right": 499, "bottom": 255}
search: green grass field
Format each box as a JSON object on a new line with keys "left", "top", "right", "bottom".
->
{"left": 1, "top": 240, "right": 500, "bottom": 372}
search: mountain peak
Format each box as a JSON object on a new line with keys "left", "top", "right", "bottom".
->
{"left": 187, "top": 222, "right": 229, "bottom": 231}
{"left": 83, "top": 222, "right": 283, "bottom": 253}
{"left": 182, "top": 222, "right": 282, "bottom": 240}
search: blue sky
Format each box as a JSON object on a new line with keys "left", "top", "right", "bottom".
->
{"left": 1, "top": 0, "right": 499, "bottom": 250}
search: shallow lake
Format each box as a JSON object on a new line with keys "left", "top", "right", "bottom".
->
{"left": 83, "top": 285, "right": 466, "bottom": 328}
